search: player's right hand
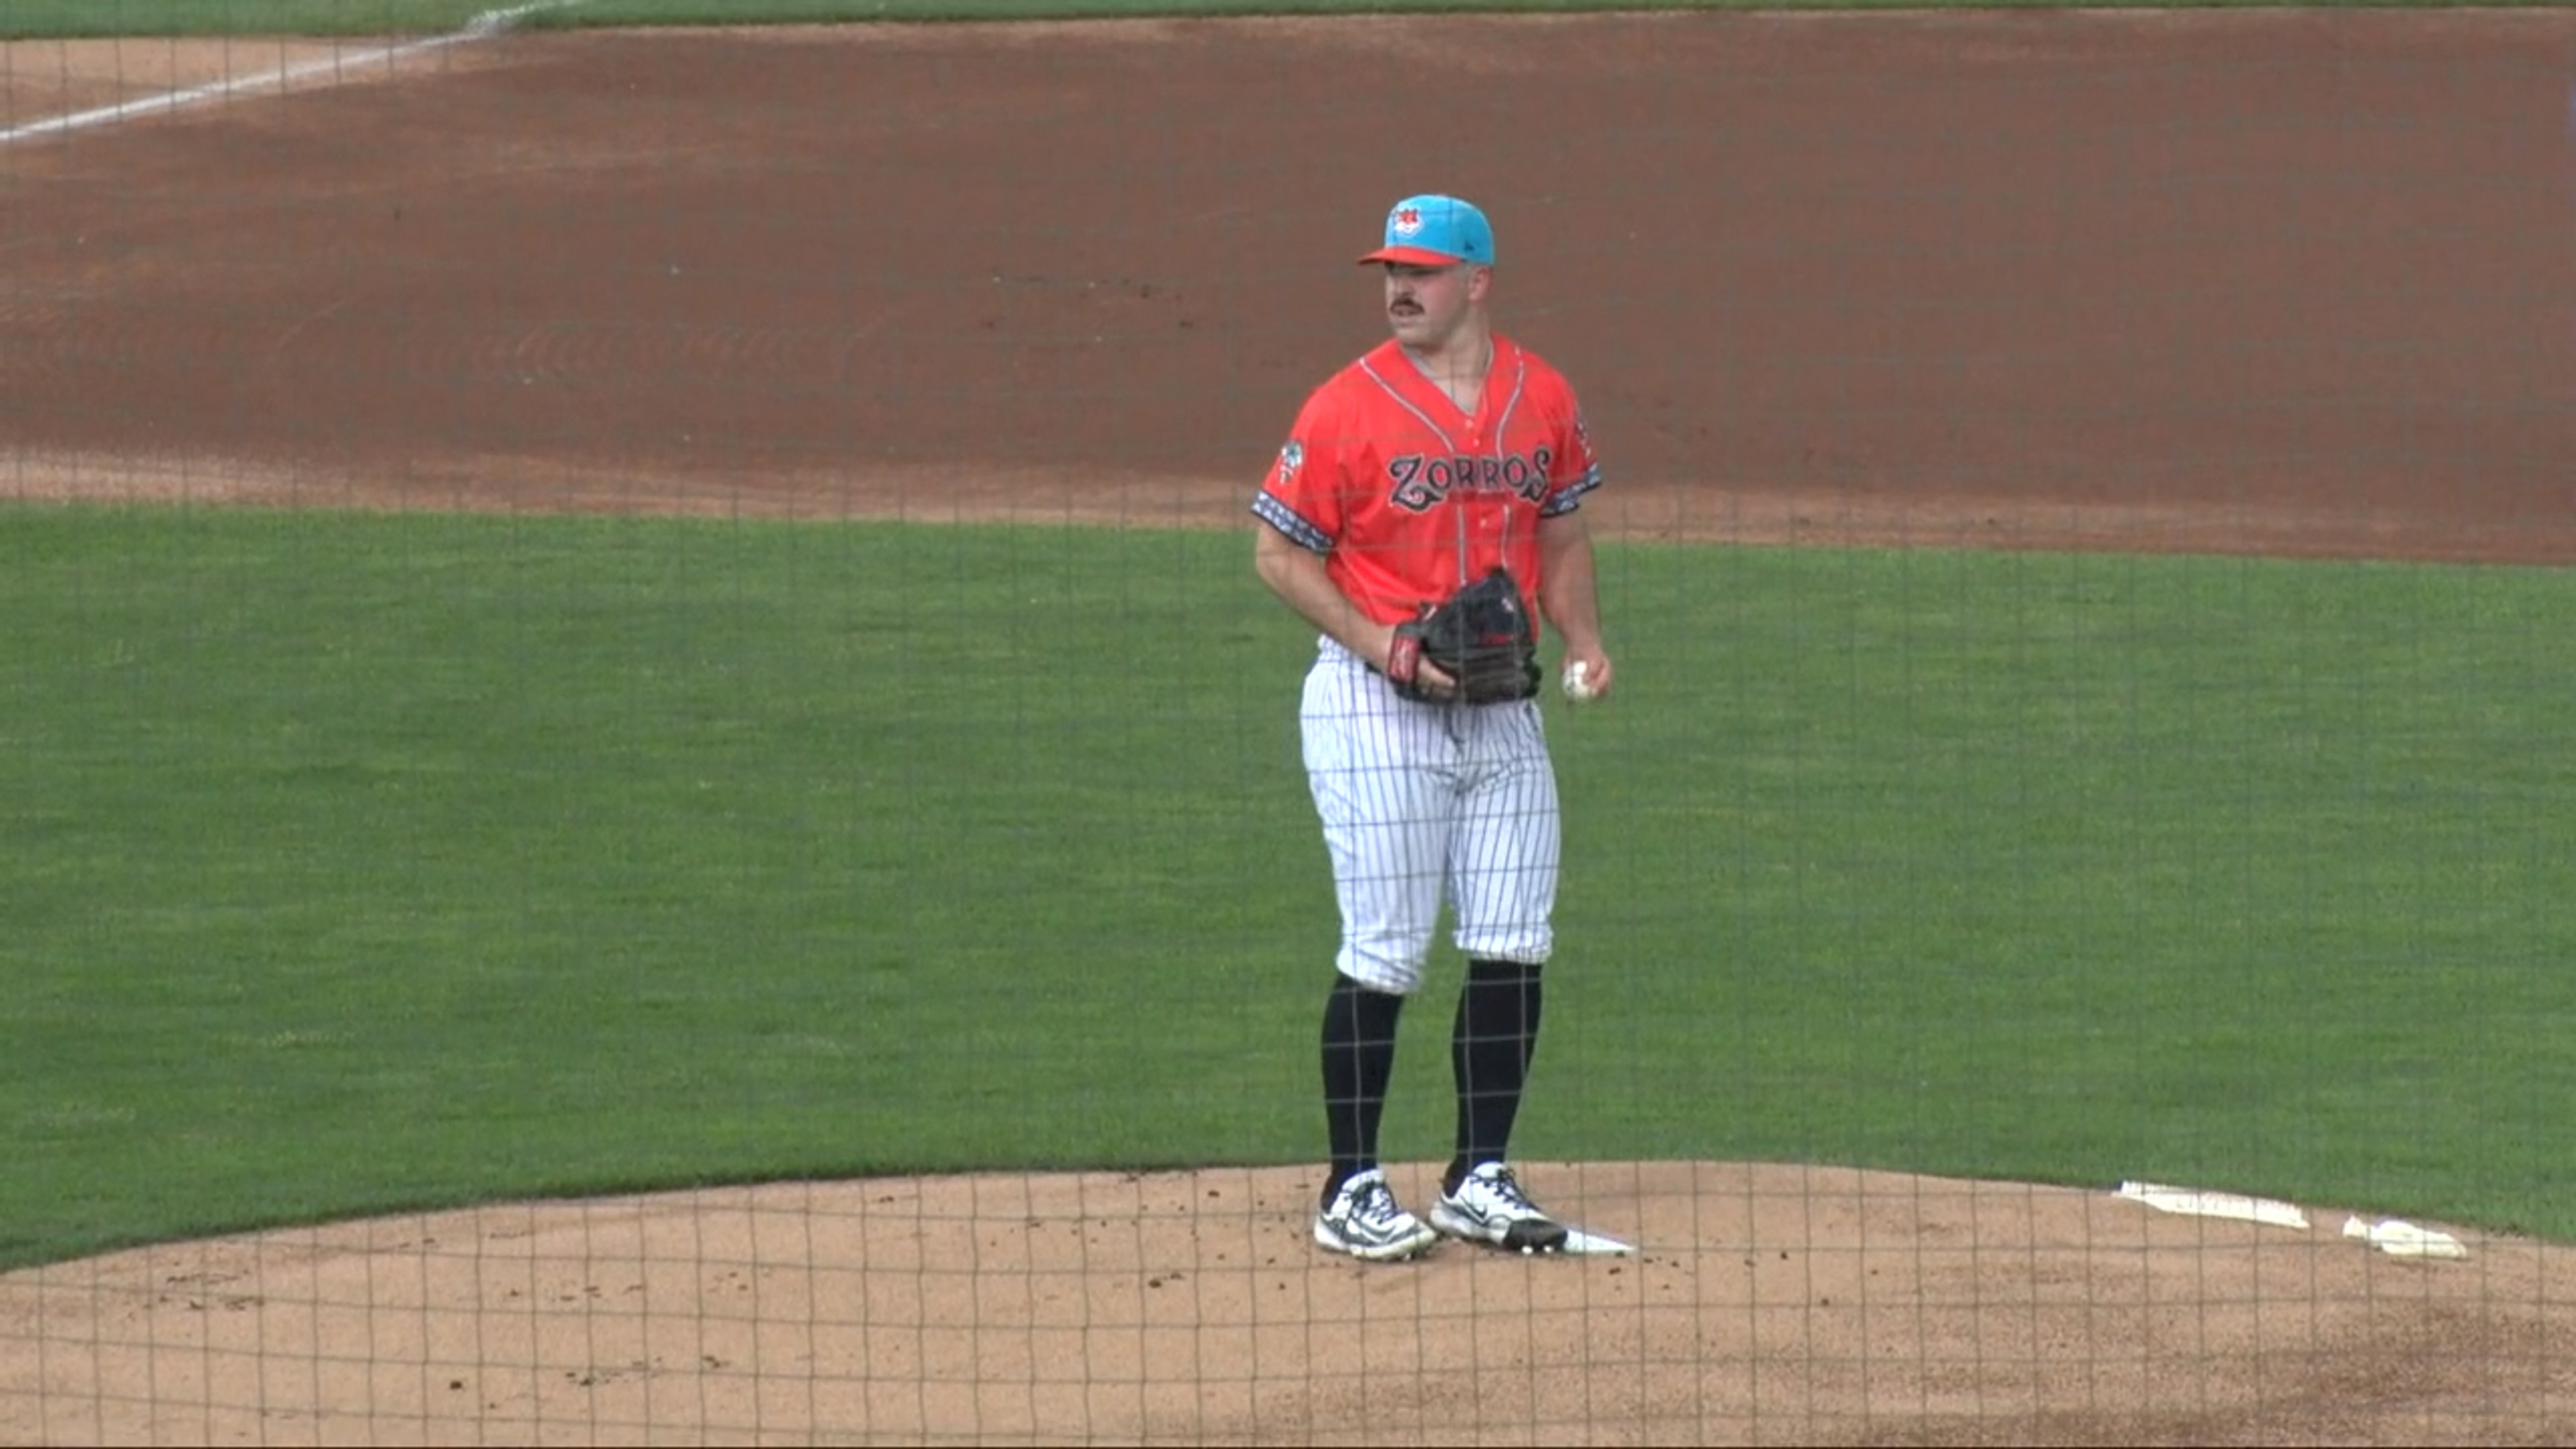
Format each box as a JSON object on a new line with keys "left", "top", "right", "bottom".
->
{"left": 1380, "top": 624, "right": 1458, "bottom": 701}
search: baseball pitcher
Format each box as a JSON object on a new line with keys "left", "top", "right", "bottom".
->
{"left": 1252, "top": 194, "right": 1613, "bottom": 1260}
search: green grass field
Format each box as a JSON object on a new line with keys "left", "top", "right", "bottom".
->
{"left": 7, "top": 503, "right": 2573, "bottom": 1271}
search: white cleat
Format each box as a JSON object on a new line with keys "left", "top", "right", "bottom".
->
{"left": 1430, "top": 1162, "right": 1570, "bottom": 1252}
{"left": 1313, "top": 1168, "right": 1439, "bottom": 1262}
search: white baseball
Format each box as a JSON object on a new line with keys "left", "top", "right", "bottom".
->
{"left": 1561, "top": 660, "right": 1598, "bottom": 703}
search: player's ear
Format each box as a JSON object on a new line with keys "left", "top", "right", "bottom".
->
{"left": 1466, "top": 265, "right": 1493, "bottom": 302}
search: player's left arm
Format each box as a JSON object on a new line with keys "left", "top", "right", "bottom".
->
{"left": 1535, "top": 389, "right": 1610, "bottom": 698}
{"left": 1536, "top": 510, "right": 1611, "bottom": 700}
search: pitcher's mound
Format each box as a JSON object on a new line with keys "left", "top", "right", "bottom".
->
{"left": 5, "top": 1160, "right": 2570, "bottom": 1445}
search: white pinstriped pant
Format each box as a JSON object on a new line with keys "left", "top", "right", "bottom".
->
{"left": 1300, "top": 637, "right": 1560, "bottom": 995}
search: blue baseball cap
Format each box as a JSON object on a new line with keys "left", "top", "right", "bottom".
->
{"left": 1357, "top": 194, "right": 1495, "bottom": 268}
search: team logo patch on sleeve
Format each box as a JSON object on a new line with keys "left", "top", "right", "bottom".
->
{"left": 1277, "top": 441, "right": 1304, "bottom": 482}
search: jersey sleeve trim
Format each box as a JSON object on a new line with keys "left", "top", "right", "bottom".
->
{"left": 1540, "top": 462, "right": 1602, "bottom": 517}
{"left": 1252, "top": 490, "right": 1333, "bottom": 553}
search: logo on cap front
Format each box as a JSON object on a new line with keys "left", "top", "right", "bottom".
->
{"left": 1390, "top": 206, "right": 1423, "bottom": 237}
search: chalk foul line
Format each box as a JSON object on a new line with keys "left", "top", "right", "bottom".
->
{"left": 0, "top": 1, "right": 580, "bottom": 148}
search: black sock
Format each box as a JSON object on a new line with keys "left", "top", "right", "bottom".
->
{"left": 1448, "top": 958, "right": 1543, "bottom": 1194}
{"left": 1320, "top": 974, "right": 1406, "bottom": 1208}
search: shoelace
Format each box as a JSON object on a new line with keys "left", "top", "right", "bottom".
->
{"left": 1352, "top": 1179, "right": 1407, "bottom": 1227}
{"left": 1475, "top": 1167, "right": 1540, "bottom": 1214}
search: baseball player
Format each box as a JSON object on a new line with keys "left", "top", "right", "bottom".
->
{"left": 1252, "top": 194, "right": 1613, "bottom": 1260}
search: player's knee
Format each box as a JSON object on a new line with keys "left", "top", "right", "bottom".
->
{"left": 1456, "top": 925, "right": 1551, "bottom": 966}
{"left": 1338, "top": 939, "right": 1428, "bottom": 996}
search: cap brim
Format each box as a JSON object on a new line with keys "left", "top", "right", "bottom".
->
{"left": 1357, "top": 245, "right": 1469, "bottom": 267}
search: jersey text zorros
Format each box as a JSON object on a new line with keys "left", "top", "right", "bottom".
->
{"left": 1387, "top": 448, "right": 1553, "bottom": 512}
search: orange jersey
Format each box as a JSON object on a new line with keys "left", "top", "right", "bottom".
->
{"left": 1254, "top": 334, "right": 1601, "bottom": 628}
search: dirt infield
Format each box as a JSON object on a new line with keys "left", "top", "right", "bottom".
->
{"left": 9, "top": 12, "right": 2576, "bottom": 558}
{"left": 7, "top": 12, "right": 2576, "bottom": 1443}
{"left": 8, "top": 1163, "right": 2570, "bottom": 1446}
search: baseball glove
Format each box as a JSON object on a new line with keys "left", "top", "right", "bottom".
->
{"left": 1385, "top": 566, "right": 1541, "bottom": 705}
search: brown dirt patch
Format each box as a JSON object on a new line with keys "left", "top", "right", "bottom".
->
{"left": 5, "top": 12, "right": 2576, "bottom": 1443}
{"left": 6, "top": 12, "right": 2576, "bottom": 559}
{"left": 9, "top": 1162, "right": 2569, "bottom": 1446}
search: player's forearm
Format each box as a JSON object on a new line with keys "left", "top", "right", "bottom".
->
{"left": 1255, "top": 524, "right": 1391, "bottom": 666}
{"left": 1535, "top": 515, "right": 1604, "bottom": 655}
